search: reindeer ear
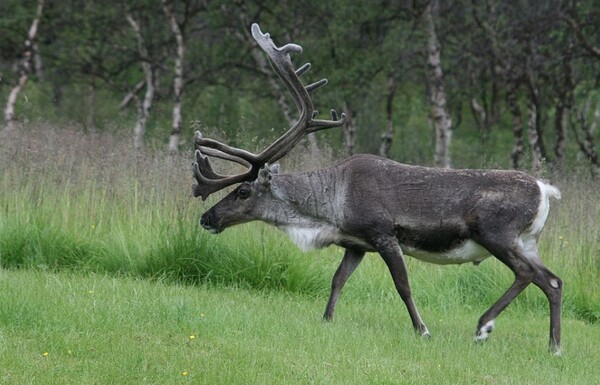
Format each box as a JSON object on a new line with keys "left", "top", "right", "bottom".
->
{"left": 269, "top": 163, "right": 280, "bottom": 174}
{"left": 257, "top": 164, "right": 274, "bottom": 188}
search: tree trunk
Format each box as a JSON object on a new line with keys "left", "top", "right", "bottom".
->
{"left": 118, "top": 79, "right": 146, "bottom": 110}
{"left": 379, "top": 75, "right": 397, "bottom": 158}
{"left": 527, "top": 100, "right": 543, "bottom": 175}
{"left": 554, "top": 102, "right": 567, "bottom": 171}
{"left": 571, "top": 104, "right": 600, "bottom": 179}
{"left": 554, "top": 43, "right": 574, "bottom": 172}
{"left": 126, "top": 13, "right": 156, "bottom": 150}
{"left": 86, "top": 82, "right": 96, "bottom": 130}
{"left": 525, "top": 57, "right": 547, "bottom": 162}
{"left": 134, "top": 72, "right": 155, "bottom": 150}
{"left": 163, "top": 0, "right": 185, "bottom": 153}
{"left": 33, "top": 42, "right": 43, "bottom": 81}
{"left": 424, "top": 1, "right": 452, "bottom": 168}
{"left": 470, "top": 96, "right": 487, "bottom": 140}
{"left": 507, "top": 84, "right": 524, "bottom": 170}
{"left": 342, "top": 102, "right": 356, "bottom": 156}
{"left": 3, "top": 0, "right": 45, "bottom": 131}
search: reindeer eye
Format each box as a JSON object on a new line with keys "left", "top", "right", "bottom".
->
{"left": 238, "top": 187, "right": 251, "bottom": 200}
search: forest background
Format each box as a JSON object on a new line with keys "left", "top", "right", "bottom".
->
{"left": 1, "top": 0, "right": 599, "bottom": 174}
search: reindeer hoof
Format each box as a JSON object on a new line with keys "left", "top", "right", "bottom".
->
{"left": 474, "top": 320, "right": 495, "bottom": 343}
{"left": 417, "top": 327, "right": 431, "bottom": 338}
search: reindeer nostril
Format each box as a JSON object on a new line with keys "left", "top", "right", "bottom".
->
{"left": 200, "top": 213, "right": 210, "bottom": 227}
{"left": 200, "top": 212, "right": 219, "bottom": 233}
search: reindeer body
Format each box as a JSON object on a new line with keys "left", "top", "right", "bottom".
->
{"left": 203, "top": 154, "right": 556, "bottom": 264}
{"left": 193, "top": 24, "right": 563, "bottom": 353}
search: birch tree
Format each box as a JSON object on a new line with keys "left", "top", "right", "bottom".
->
{"left": 3, "top": 0, "right": 45, "bottom": 131}
{"left": 161, "top": 0, "right": 209, "bottom": 152}
{"left": 162, "top": 0, "right": 186, "bottom": 152}
{"left": 126, "top": 12, "right": 156, "bottom": 150}
{"left": 423, "top": 0, "right": 452, "bottom": 168}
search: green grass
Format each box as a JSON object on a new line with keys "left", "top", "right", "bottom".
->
{"left": 1, "top": 126, "right": 600, "bottom": 383}
{"left": 1, "top": 269, "right": 600, "bottom": 385}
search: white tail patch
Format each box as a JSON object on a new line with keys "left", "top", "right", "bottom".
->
{"left": 539, "top": 181, "right": 561, "bottom": 201}
{"left": 528, "top": 181, "right": 561, "bottom": 236}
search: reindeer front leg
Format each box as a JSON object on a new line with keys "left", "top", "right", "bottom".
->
{"left": 375, "top": 236, "right": 430, "bottom": 337}
{"left": 323, "top": 248, "right": 365, "bottom": 321}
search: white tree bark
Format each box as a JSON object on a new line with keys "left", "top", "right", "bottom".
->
{"left": 163, "top": 0, "right": 185, "bottom": 153}
{"left": 424, "top": 1, "right": 452, "bottom": 168}
{"left": 470, "top": 97, "right": 487, "bottom": 134}
{"left": 126, "top": 13, "right": 156, "bottom": 150}
{"left": 118, "top": 79, "right": 146, "bottom": 110}
{"left": 4, "top": 0, "right": 45, "bottom": 131}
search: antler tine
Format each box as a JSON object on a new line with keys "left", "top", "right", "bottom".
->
{"left": 194, "top": 132, "right": 259, "bottom": 165}
{"left": 192, "top": 149, "right": 258, "bottom": 200}
{"left": 192, "top": 160, "right": 254, "bottom": 200}
{"left": 305, "top": 78, "right": 328, "bottom": 93}
{"left": 197, "top": 147, "right": 252, "bottom": 168}
{"left": 192, "top": 132, "right": 258, "bottom": 200}
{"left": 295, "top": 63, "right": 311, "bottom": 77}
{"left": 264, "top": 110, "right": 347, "bottom": 164}
{"left": 308, "top": 110, "right": 347, "bottom": 133}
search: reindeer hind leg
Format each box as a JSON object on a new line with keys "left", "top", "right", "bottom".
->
{"left": 471, "top": 237, "right": 537, "bottom": 343}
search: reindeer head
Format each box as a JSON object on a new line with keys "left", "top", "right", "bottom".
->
{"left": 193, "top": 23, "right": 345, "bottom": 232}
{"left": 199, "top": 164, "right": 280, "bottom": 233}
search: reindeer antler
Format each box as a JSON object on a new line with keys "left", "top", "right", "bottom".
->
{"left": 193, "top": 23, "right": 346, "bottom": 200}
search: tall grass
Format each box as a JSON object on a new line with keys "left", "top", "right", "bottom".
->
{"left": 1, "top": 125, "right": 598, "bottom": 324}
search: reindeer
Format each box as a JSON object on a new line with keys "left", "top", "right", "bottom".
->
{"left": 192, "top": 24, "right": 563, "bottom": 353}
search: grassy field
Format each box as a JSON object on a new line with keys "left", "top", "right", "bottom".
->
{"left": 1, "top": 126, "right": 599, "bottom": 384}
{"left": 1, "top": 269, "right": 600, "bottom": 385}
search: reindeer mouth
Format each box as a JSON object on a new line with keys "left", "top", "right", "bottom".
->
{"left": 200, "top": 213, "right": 221, "bottom": 234}
{"left": 203, "top": 226, "right": 220, "bottom": 234}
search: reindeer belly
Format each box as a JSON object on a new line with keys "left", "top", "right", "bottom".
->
{"left": 394, "top": 223, "right": 490, "bottom": 264}
{"left": 401, "top": 239, "right": 490, "bottom": 265}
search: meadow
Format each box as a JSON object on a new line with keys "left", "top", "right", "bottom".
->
{"left": 1, "top": 126, "right": 599, "bottom": 384}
